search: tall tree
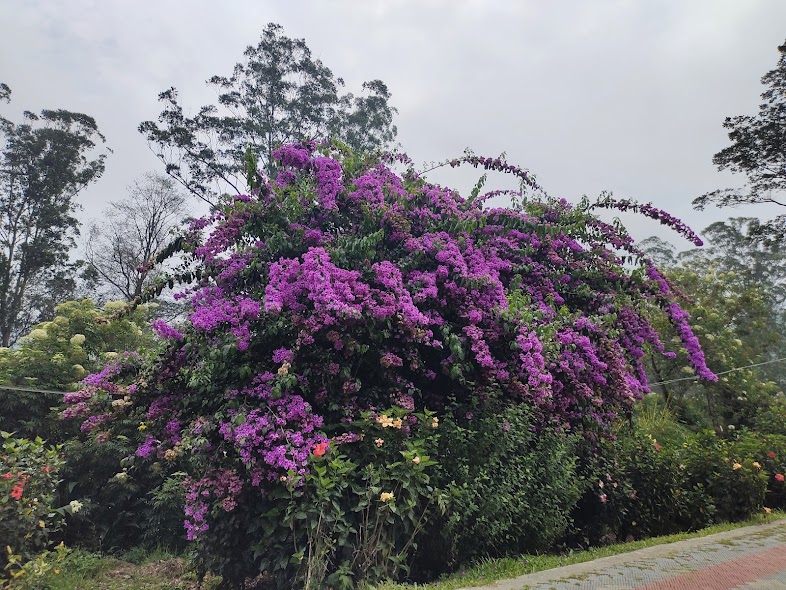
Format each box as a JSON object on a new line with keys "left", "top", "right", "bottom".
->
{"left": 139, "top": 23, "right": 397, "bottom": 205}
{"left": 0, "top": 86, "right": 108, "bottom": 346}
{"left": 694, "top": 40, "right": 786, "bottom": 239}
{"left": 86, "top": 172, "right": 188, "bottom": 302}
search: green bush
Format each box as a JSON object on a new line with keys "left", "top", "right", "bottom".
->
{"left": 570, "top": 427, "right": 769, "bottom": 548}
{"left": 414, "top": 405, "right": 581, "bottom": 575}
{"left": 678, "top": 431, "right": 767, "bottom": 523}
{"left": 570, "top": 430, "right": 692, "bottom": 547}
{"left": 730, "top": 431, "right": 786, "bottom": 510}
{"left": 58, "top": 436, "right": 186, "bottom": 553}
{"left": 0, "top": 299, "right": 154, "bottom": 443}
{"left": 0, "top": 432, "right": 74, "bottom": 580}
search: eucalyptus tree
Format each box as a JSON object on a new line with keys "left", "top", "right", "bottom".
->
{"left": 0, "top": 85, "right": 108, "bottom": 346}
{"left": 140, "top": 23, "right": 398, "bottom": 205}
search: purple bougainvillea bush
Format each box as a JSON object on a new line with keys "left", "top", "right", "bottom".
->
{"left": 64, "top": 142, "right": 715, "bottom": 587}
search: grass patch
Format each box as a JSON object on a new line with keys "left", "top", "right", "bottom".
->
{"left": 28, "top": 548, "right": 221, "bottom": 590}
{"left": 372, "top": 512, "right": 786, "bottom": 590}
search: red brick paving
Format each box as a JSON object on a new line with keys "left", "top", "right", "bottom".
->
{"left": 632, "top": 544, "right": 786, "bottom": 590}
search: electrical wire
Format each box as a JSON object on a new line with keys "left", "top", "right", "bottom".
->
{"left": 3, "top": 355, "right": 786, "bottom": 395}
{"left": 0, "top": 384, "right": 72, "bottom": 395}
{"left": 648, "top": 355, "right": 786, "bottom": 388}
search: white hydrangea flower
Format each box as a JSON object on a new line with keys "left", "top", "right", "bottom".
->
{"left": 30, "top": 329, "right": 48, "bottom": 340}
{"left": 70, "top": 334, "right": 86, "bottom": 346}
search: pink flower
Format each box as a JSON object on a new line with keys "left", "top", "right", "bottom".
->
{"left": 599, "top": 493, "right": 607, "bottom": 504}
{"left": 775, "top": 473, "right": 785, "bottom": 482}
{"left": 768, "top": 452, "right": 777, "bottom": 459}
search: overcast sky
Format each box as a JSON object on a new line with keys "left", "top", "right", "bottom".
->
{"left": 1, "top": 0, "right": 785, "bottom": 249}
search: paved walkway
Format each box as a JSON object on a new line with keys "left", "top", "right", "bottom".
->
{"left": 458, "top": 519, "right": 786, "bottom": 590}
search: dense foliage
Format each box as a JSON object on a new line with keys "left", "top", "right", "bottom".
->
{"left": 0, "top": 300, "right": 154, "bottom": 442}
{"left": 0, "top": 432, "right": 73, "bottom": 579}
{"left": 59, "top": 141, "right": 721, "bottom": 587}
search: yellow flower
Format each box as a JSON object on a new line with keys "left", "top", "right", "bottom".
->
{"left": 392, "top": 418, "right": 403, "bottom": 429}
{"left": 753, "top": 462, "right": 762, "bottom": 469}
{"left": 38, "top": 520, "right": 45, "bottom": 528}
{"left": 764, "top": 507, "right": 773, "bottom": 514}
{"left": 277, "top": 361, "right": 291, "bottom": 377}
{"left": 412, "top": 456, "right": 421, "bottom": 465}
{"left": 376, "top": 414, "right": 393, "bottom": 428}
{"left": 164, "top": 449, "right": 178, "bottom": 462}
{"left": 375, "top": 438, "right": 384, "bottom": 447}
{"left": 732, "top": 462, "right": 742, "bottom": 470}
{"left": 138, "top": 423, "right": 147, "bottom": 431}
{"left": 431, "top": 417, "right": 439, "bottom": 429}
{"left": 379, "top": 492, "right": 394, "bottom": 502}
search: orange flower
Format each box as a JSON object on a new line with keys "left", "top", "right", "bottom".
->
{"left": 375, "top": 438, "right": 384, "bottom": 447}
{"left": 312, "top": 442, "right": 329, "bottom": 457}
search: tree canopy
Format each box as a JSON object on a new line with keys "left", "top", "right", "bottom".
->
{"left": 0, "top": 89, "right": 108, "bottom": 346}
{"left": 694, "top": 39, "right": 786, "bottom": 238}
{"left": 139, "top": 23, "right": 398, "bottom": 205}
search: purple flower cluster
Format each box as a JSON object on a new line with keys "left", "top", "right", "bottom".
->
{"left": 313, "top": 156, "right": 343, "bottom": 211}
{"left": 189, "top": 287, "right": 261, "bottom": 351}
{"left": 592, "top": 196, "right": 704, "bottom": 247}
{"left": 184, "top": 468, "right": 244, "bottom": 540}
{"left": 152, "top": 319, "right": 184, "bottom": 341}
{"left": 218, "top": 375, "right": 326, "bottom": 485}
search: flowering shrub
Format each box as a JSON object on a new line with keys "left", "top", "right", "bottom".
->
{"left": 572, "top": 428, "right": 769, "bottom": 547}
{"left": 678, "top": 431, "right": 768, "bottom": 523}
{"left": 570, "top": 431, "right": 696, "bottom": 546}
{"left": 0, "top": 432, "right": 73, "bottom": 580}
{"left": 730, "top": 431, "right": 786, "bottom": 510}
{"left": 64, "top": 142, "right": 715, "bottom": 586}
